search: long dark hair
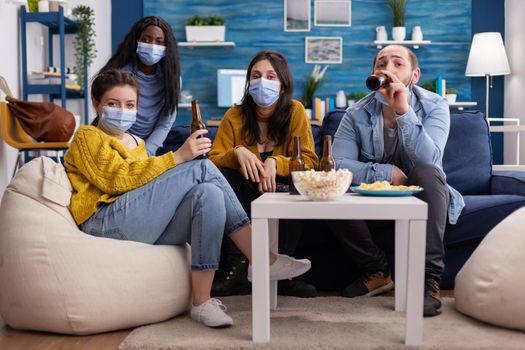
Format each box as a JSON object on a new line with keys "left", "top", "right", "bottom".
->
{"left": 99, "top": 16, "right": 180, "bottom": 116}
{"left": 239, "top": 50, "right": 294, "bottom": 146}
{"left": 90, "top": 69, "right": 140, "bottom": 126}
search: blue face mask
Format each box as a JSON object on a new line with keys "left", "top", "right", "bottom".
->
{"left": 374, "top": 83, "right": 413, "bottom": 106}
{"left": 100, "top": 106, "right": 137, "bottom": 134}
{"left": 136, "top": 42, "right": 166, "bottom": 66}
{"left": 249, "top": 78, "right": 280, "bottom": 107}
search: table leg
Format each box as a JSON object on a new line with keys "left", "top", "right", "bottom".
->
{"left": 252, "top": 218, "right": 270, "bottom": 342}
{"left": 395, "top": 220, "right": 409, "bottom": 312}
{"left": 269, "top": 219, "right": 278, "bottom": 310}
{"left": 405, "top": 219, "right": 426, "bottom": 345}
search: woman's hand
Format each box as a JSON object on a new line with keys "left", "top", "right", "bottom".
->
{"left": 172, "top": 129, "right": 211, "bottom": 164}
{"left": 235, "top": 146, "right": 266, "bottom": 182}
{"left": 258, "top": 157, "right": 277, "bottom": 193}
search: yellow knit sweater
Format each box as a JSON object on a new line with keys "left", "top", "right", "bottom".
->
{"left": 209, "top": 99, "right": 318, "bottom": 176}
{"left": 64, "top": 125, "right": 176, "bottom": 225}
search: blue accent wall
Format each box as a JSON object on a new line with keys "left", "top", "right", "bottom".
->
{"left": 472, "top": 0, "right": 505, "bottom": 164}
{"left": 111, "top": 0, "right": 505, "bottom": 163}
{"left": 111, "top": 0, "right": 143, "bottom": 53}
{"left": 143, "top": 0, "right": 472, "bottom": 125}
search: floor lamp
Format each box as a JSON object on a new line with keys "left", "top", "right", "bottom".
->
{"left": 465, "top": 32, "right": 511, "bottom": 118}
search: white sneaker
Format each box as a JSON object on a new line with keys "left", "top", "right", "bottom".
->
{"left": 190, "top": 298, "right": 233, "bottom": 327}
{"left": 247, "top": 254, "right": 311, "bottom": 281}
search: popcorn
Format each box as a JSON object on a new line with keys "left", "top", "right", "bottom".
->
{"left": 292, "top": 169, "right": 352, "bottom": 201}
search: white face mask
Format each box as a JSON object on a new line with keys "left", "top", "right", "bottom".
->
{"left": 136, "top": 42, "right": 166, "bottom": 66}
{"left": 100, "top": 106, "right": 137, "bottom": 134}
{"left": 249, "top": 78, "right": 280, "bottom": 107}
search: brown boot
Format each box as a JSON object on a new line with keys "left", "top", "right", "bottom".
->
{"left": 342, "top": 271, "right": 394, "bottom": 298}
{"left": 424, "top": 278, "right": 442, "bottom": 317}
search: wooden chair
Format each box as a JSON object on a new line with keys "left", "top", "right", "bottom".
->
{"left": 0, "top": 101, "right": 70, "bottom": 177}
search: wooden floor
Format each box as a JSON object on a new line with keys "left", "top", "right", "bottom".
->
{"left": 0, "top": 322, "right": 130, "bottom": 350}
{"left": 0, "top": 290, "right": 454, "bottom": 349}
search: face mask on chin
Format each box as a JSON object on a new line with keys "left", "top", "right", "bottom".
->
{"left": 136, "top": 42, "right": 166, "bottom": 66}
{"left": 374, "top": 80, "right": 413, "bottom": 106}
{"left": 100, "top": 106, "right": 137, "bottom": 134}
{"left": 248, "top": 78, "right": 280, "bottom": 107}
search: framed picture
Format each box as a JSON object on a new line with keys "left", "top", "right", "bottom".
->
{"left": 314, "top": 0, "right": 352, "bottom": 27}
{"left": 305, "top": 37, "right": 343, "bottom": 64}
{"left": 284, "top": 0, "right": 311, "bottom": 32}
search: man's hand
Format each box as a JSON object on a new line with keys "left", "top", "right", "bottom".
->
{"left": 173, "top": 129, "right": 211, "bottom": 164}
{"left": 376, "top": 69, "right": 410, "bottom": 115}
{"left": 258, "top": 157, "right": 277, "bottom": 193}
{"left": 235, "top": 146, "right": 266, "bottom": 183}
{"left": 391, "top": 165, "right": 408, "bottom": 185}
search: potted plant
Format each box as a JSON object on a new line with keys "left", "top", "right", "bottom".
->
{"left": 445, "top": 88, "right": 458, "bottom": 103}
{"left": 27, "top": 0, "right": 39, "bottom": 12}
{"left": 346, "top": 92, "right": 368, "bottom": 106}
{"left": 421, "top": 80, "right": 437, "bottom": 93}
{"left": 387, "top": 0, "right": 407, "bottom": 41}
{"left": 302, "top": 64, "right": 328, "bottom": 118}
{"left": 185, "top": 15, "right": 226, "bottom": 42}
{"left": 72, "top": 5, "right": 96, "bottom": 89}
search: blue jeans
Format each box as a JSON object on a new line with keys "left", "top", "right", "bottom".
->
{"left": 80, "top": 159, "right": 250, "bottom": 271}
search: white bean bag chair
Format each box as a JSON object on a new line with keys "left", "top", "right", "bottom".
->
{"left": 455, "top": 206, "right": 525, "bottom": 331}
{"left": 0, "top": 157, "right": 191, "bottom": 335}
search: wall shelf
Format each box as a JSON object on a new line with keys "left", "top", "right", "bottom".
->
{"left": 178, "top": 102, "right": 192, "bottom": 108}
{"left": 20, "top": 6, "right": 88, "bottom": 122}
{"left": 448, "top": 101, "right": 477, "bottom": 110}
{"left": 373, "top": 40, "right": 431, "bottom": 49}
{"left": 178, "top": 41, "right": 236, "bottom": 47}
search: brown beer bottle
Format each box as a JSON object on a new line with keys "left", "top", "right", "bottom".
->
{"left": 318, "top": 135, "right": 335, "bottom": 171}
{"left": 190, "top": 99, "right": 207, "bottom": 159}
{"left": 366, "top": 74, "right": 388, "bottom": 91}
{"left": 289, "top": 135, "right": 305, "bottom": 195}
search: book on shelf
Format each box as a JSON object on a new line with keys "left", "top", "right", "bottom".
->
{"left": 435, "top": 75, "right": 446, "bottom": 97}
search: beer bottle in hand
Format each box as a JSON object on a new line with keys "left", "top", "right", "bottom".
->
{"left": 318, "top": 135, "right": 335, "bottom": 171}
{"left": 190, "top": 99, "right": 207, "bottom": 159}
{"left": 289, "top": 135, "right": 305, "bottom": 195}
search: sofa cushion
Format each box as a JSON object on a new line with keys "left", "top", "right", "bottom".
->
{"left": 311, "top": 124, "right": 322, "bottom": 157}
{"left": 455, "top": 206, "right": 525, "bottom": 331}
{"left": 491, "top": 171, "right": 525, "bottom": 196}
{"left": 0, "top": 157, "right": 192, "bottom": 335}
{"left": 321, "top": 109, "right": 345, "bottom": 139}
{"left": 444, "top": 194, "right": 525, "bottom": 246}
{"left": 443, "top": 111, "right": 492, "bottom": 195}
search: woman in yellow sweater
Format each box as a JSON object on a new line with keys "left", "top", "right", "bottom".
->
{"left": 209, "top": 50, "right": 318, "bottom": 298}
{"left": 64, "top": 69, "right": 311, "bottom": 328}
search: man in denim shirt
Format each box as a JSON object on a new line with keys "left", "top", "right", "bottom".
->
{"left": 330, "top": 45, "right": 465, "bottom": 317}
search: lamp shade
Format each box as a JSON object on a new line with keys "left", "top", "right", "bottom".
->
{"left": 465, "top": 32, "right": 511, "bottom": 77}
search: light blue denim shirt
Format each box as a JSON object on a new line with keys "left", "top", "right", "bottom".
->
{"left": 333, "top": 85, "right": 465, "bottom": 224}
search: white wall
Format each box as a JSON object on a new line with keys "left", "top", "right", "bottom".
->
{"left": 0, "top": 0, "right": 23, "bottom": 200}
{"left": 0, "top": 0, "right": 111, "bottom": 199}
{"left": 504, "top": 0, "right": 525, "bottom": 165}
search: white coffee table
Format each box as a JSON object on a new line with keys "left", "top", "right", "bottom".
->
{"left": 250, "top": 192, "right": 428, "bottom": 345}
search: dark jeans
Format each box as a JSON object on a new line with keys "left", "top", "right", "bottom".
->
{"left": 328, "top": 163, "right": 450, "bottom": 282}
{"left": 219, "top": 167, "right": 303, "bottom": 258}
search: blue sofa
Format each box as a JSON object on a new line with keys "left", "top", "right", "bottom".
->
{"left": 159, "top": 109, "right": 525, "bottom": 289}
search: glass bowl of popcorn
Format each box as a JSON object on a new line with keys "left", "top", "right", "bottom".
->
{"left": 292, "top": 169, "right": 352, "bottom": 201}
